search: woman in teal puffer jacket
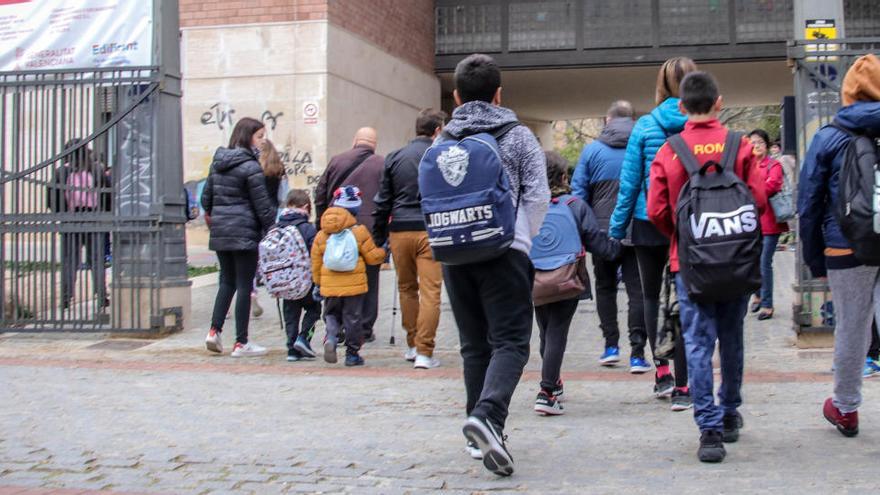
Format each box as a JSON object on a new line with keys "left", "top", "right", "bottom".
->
{"left": 608, "top": 57, "right": 697, "bottom": 410}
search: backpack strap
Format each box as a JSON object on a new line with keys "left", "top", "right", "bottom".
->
{"left": 719, "top": 131, "right": 742, "bottom": 172}
{"left": 667, "top": 134, "right": 702, "bottom": 177}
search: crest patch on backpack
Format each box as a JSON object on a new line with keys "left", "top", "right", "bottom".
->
{"left": 437, "top": 145, "right": 469, "bottom": 187}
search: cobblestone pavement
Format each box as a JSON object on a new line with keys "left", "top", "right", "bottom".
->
{"left": 2, "top": 252, "right": 879, "bottom": 494}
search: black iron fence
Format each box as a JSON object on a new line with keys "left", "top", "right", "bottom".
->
{"left": 788, "top": 37, "right": 880, "bottom": 333}
{"left": 0, "top": 67, "right": 180, "bottom": 333}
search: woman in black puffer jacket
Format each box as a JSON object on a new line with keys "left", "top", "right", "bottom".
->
{"left": 201, "top": 117, "right": 277, "bottom": 357}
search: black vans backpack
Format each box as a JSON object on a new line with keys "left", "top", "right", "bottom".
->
{"left": 829, "top": 122, "right": 880, "bottom": 266}
{"left": 668, "top": 131, "right": 762, "bottom": 304}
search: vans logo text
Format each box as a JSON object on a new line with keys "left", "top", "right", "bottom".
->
{"left": 690, "top": 205, "right": 758, "bottom": 240}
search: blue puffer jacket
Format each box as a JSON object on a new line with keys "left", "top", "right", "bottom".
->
{"left": 608, "top": 97, "right": 687, "bottom": 239}
{"left": 798, "top": 101, "right": 880, "bottom": 277}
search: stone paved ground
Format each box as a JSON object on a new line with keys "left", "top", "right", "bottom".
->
{"left": 2, "top": 251, "right": 879, "bottom": 494}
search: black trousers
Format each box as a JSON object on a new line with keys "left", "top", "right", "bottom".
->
{"left": 536, "top": 298, "right": 580, "bottom": 391}
{"left": 61, "top": 232, "right": 106, "bottom": 303}
{"left": 210, "top": 250, "right": 259, "bottom": 344}
{"left": 444, "top": 249, "right": 534, "bottom": 430}
{"left": 635, "top": 244, "right": 688, "bottom": 389}
{"left": 593, "top": 246, "right": 646, "bottom": 356}
{"left": 282, "top": 294, "right": 322, "bottom": 352}
{"left": 324, "top": 294, "right": 366, "bottom": 355}
{"left": 361, "top": 264, "right": 380, "bottom": 338}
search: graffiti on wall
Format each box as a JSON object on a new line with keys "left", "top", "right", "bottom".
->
{"left": 199, "top": 102, "right": 285, "bottom": 131}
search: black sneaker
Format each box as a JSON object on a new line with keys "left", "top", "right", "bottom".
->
{"left": 698, "top": 430, "right": 726, "bottom": 463}
{"left": 670, "top": 389, "right": 693, "bottom": 411}
{"left": 344, "top": 353, "right": 365, "bottom": 367}
{"left": 654, "top": 373, "right": 675, "bottom": 398}
{"left": 722, "top": 411, "right": 744, "bottom": 443}
{"left": 534, "top": 390, "right": 564, "bottom": 416}
{"left": 551, "top": 380, "right": 564, "bottom": 402}
{"left": 462, "top": 416, "right": 514, "bottom": 476}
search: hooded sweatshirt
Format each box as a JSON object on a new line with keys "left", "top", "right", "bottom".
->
{"left": 312, "top": 207, "right": 386, "bottom": 297}
{"left": 571, "top": 117, "right": 635, "bottom": 230}
{"left": 609, "top": 97, "right": 688, "bottom": 240}
{"left": 798, "top": 100, "right": 880, "bottom": 277}
{"left": 442, "top": 101, "right": 550, "bottom": 255}
{"left": 201, "top": 147, "right": 277, "bottom": 251}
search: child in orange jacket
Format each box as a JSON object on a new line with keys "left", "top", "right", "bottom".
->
{"left": 311, "top": 186, "right": 386, "bottom": 366}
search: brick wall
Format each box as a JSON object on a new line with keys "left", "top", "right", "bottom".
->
{"left": 328, "top": 0, "right": 434, "bottom": 74}
{"left": 179, "top": 0, "right": 328, "bottom": 28}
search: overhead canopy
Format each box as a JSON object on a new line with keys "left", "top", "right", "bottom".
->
{"left": 440, "top": 60, "right": 793, "bottom": 121}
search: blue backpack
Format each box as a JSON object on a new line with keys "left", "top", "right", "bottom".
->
{"left": 418, "top": 123, "right": 520, "bottom": 265}
{"left": 529, "top": 195, "right": 589, "bottom": 306}
{"left": 323, "top": 228, "right": 359, "bottom": 272}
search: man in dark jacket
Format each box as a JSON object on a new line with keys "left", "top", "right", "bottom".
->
{"left": 373, "top": 109, "right": 446, "bottom": 369}
{"left": 798, "top": 53, "right": 880, "bottom": 437}
{"left": 571, "top": 101, "right": 648, "bottom": 373}
{"left": 314, "top": 127, "right": 385, "bottom": 342}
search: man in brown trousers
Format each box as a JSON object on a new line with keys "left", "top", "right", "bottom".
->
{"left": 372, "top": 110, "right": 446, "bottom": 368}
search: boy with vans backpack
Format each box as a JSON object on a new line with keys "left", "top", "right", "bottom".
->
{"left": 311, "top": 186, "right": 385, "bottom": 366}
{"left": 647, "top": 71, "right": 767, "bottom": 463}
{"left": 259, "top": 189, "right": 321, "bottom": 362}
{"left": 419, "top": 54, "right": 549, "bottom": 476}
{"left": 531, "top": 152, "right": 621, "bottom": 416}
{"left": 799, "top": 54, "right": 880, "bottom": 438}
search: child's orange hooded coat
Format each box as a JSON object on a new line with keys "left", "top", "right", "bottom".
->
{"left": 312, "top": 207, "right": 386, "bottom": 297}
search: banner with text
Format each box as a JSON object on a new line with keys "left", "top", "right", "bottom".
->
{"left": 0, "top": 0, "right": 153, "bottom": 71}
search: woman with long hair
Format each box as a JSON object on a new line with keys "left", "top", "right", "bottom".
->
{"left": 748, "top": 129, "right": 789, "bottom": 321}
{"left": 202, "top": 117, "right": 277, "bottom": 357}
{"left": 608, "top": 57, "right": 698, "bottom": 411}
{"left": 248, "top": 139, "right": 288, "bottom": 318}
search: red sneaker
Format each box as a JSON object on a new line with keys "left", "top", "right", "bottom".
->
{"left": 823, "top": 397, "right": 859, "bottom": 437}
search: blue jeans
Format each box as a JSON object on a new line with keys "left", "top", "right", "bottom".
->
{"left": 759, "top": 234, "right": 780, "bottom": 308}
{"left": 675, "top": 274, "right": 748, "bottom": 432}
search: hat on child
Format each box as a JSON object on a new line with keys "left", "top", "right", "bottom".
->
{"left": 333, "top": 185, "right": 362, "bottom": 216}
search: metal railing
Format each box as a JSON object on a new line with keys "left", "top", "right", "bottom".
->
{"left": 788, "top": 37, "right": 880, "bottom": 333}
{"left": 0, "top": 67, "right": 175, "bottom": 333}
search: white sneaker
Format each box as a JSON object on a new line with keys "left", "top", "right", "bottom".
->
{"left": 230, "top": 341, "right": 267, "bottom": 358}
{"left": 205, "top": 328, "right": 223, "bottom": 354}
{"left": 251, "top": 295, "right": 263, "bottom": 318}
{"left": 414, "top": 354, "right": 440, "bottom": 369}
{"left": 404, "top": 346, "right": 417, "bottom": 362}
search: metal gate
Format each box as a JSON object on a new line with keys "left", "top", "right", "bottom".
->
{"left": 788, "top": 37, "right": 880, "bottom": 334}
{"left": 0, "top": 68, "right": 167, "bottom": 332}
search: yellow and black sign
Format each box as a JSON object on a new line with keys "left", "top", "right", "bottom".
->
{"left": 805, "top": 19, "right": 837, "bottom": 40}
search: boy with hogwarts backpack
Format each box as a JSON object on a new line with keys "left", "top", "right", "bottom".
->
{"left": 531, "top": 151, "right": 621, "bottom": 416}
{"left": 259, "top": 189, "right": 321, "bottom": 362}
{"left": 311, "top": 186, "right": 386, "bottom": 366}
{"left": 799, "top": 54, "right": 880, "bottom": 438}
{"left": 418, "top": 54, "right": 549, "bottom": 476}
{"left": 647, "top": 71, "right": 767, "bottom": 463}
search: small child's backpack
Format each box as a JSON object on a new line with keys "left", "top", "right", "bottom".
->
{"left": 668, "top": 131, "right": 762, "bottom": 304}
{"left": 418, "top": 123, "right": 520, "bottom": 265}
{"left": 259, "top": 225, "right": 312, "bottom": 300}
{"left": 830, "top": 122, "right": 880, "bottom": 266}
{"left": 529, "top": 195, "right": 590, "bottom": 306}
{"left": 323, "top": 228, "right": 359, "bottom": 272}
